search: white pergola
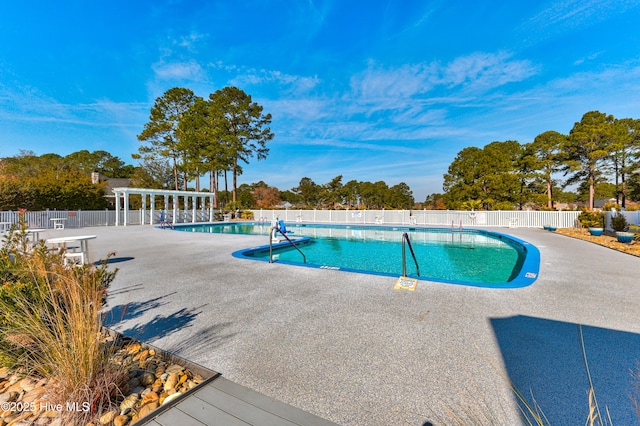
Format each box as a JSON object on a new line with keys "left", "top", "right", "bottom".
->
{"left": 112, "top": 187, "right": 217, "bottom": 226}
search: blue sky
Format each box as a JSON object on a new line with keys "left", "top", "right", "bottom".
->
{"left": 1, "top": 0, "right": 640, "bottom": 201}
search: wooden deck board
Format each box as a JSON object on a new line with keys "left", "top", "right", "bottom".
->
{"left": 193, "top": 383, "right": 299, "bottom": 426}
{"left": 138, "top": 376, "right": 337, "bottom": 426}
{"left": 209, "top": 378, "right": 337, "bottom": 426}
{"left": 169, "top": 394, "right": 250, "bottom": 426}
{"left": 151, "top": 406, "right": 208, "bottom": 426}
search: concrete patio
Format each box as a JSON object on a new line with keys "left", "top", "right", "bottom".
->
{"left": 44, "top": 224, "right": 640, "bottom": 425}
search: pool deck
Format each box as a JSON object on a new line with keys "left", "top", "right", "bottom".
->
{"left": 42, "top": 224, "right": 640, "bottom": 425}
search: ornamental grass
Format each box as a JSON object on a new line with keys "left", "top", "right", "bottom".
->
{"left": 0, "top": 222, "right": 127, "bottom": 423}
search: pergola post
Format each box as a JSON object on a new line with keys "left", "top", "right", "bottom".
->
{"left": 164, "top": 195, "right": 169, "bottom": 221}
{"left": 183, "top": 196, "right": 188, "bottom": 222}
{"left": 123, "top": 192, "right": 129, "bottom": 226}
{"left": 191, "top": 196, "right": 196, "bottom": 223}
{"left": 115, "top": 190, "right": 121, "bottom": 226}
{"left": 150, "top": 194, "right": 155, "bottom": 225}
{"left": 209, "top": 196, "right": 214, "bottom": 222}
{"left": 172, "top": 195, "right": 177, "bottom": 225}
{"left": 141, "top": 194, "right": 147, "bottom": 225}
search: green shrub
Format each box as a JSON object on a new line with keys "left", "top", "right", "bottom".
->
{"left": 610, "top": 212, "right": 630, "bottom": 232}
{"left": 577, "top": 210, "right": 604, "bottom": 228}
{"left": 602, "top": 201, "right": 621, "bottom": 211}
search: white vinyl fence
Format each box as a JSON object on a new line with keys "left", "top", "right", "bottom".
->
{"left": 605, "top": 210, "right": 640, "bottom": 230}
{"left": 0, "top": 209, "right": 217, "bottom": 229}
{"left": 4, "top": 208, "right": 638, "bottom": 230}
{"left": 253, "top": 209, "right": 586, "bottom": 229}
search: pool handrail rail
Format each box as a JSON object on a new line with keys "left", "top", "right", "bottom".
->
{"left": 402, "top": 232, "right": 420, "bottom": 277}
{"left": 269, "top": 225, "right": 306, "bottom": 264}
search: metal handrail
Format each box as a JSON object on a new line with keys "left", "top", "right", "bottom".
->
{"left": 269, "top": 226, "right": 306, "bottom": 263}
{"left": 402, "top": 232, "right": 420, "bottom": 277}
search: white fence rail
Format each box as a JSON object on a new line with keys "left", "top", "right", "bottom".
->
{"left": 0, "top": 209, "right": 216, "bottom": 229}
{"left": 5, "top": 209, "right": 637, "bottom": 230}
{"left": 252, "top": 209, "right": 585, "bottom": 228}
{"left": 1, "top": 210, "right": 119, "bottom": 229}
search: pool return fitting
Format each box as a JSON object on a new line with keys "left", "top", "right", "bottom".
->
{"left": 394, "top": 232, "right": 420, "bottom": 291}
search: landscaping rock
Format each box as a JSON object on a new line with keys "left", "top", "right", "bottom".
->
{"left": 140, "top": 391, "right": 158, "bottom": 406}
{"left": 163, "top": 373, "right": 178, "bottom": 391}
{"left": 21, "top": 386, "right": 45, "bottom": 403}
{"left": 113, "top": 414, "right": 129, "bottom": 426}
{"left": 165, "top": 364, "right": 184, "bottom": 375}
{"left": 119, "top": 394, "right": 139, "bottom": 411}
{"left": 125, "top": 343, "right": 141, "bottom": 355}
{"left": 99, "top": 410, "right": 117, "bottom": 425}
{"left": 0, "top": 392, "right": 18, "bottom": 404}
{"left": 161, "top": 392, "right": 182, "bottom": 406}
{"left": 137, "top": 401, "right": 159, "bottom": 419}
{"left": 0, "top": 339, "right": 209, "bottom": 425}
{"left": 139, "top": 372, "right": 155, "bottom": 387}
{"left": 19, "top": 378, "right": 37, "bottom": 392}
{"left": 555, "top": 228, "right": 639, "bottom": 257}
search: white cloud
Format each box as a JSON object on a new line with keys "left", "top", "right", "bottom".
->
{"left": 439, "top": 52, "right": 538, "bottom": 90}
{"left": 350, "top": 62, "right": 435, "bottom": 100}
{"left": 176, "top": 31, "right": 208, "bottom": 50}
{"left": 519, "top": 0, "right": 640, "bottom": 44}
{"left": 0, "top": 83, "right": 147, "bottom": 130}
{"left": 228, "top": 68, "right": 320, "bottom": 94}
{"left": 350, "top": 52, "right": 538, "bottom": 106}
{"left": 152, "top": 60, "right": 204, "bottom": 80}
{"left": 267, "top": 98, "right": 330, "bottom": 121}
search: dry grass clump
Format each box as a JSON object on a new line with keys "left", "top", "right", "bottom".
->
{"left": 0, "top": 223, "right": 127, "bottom": 423}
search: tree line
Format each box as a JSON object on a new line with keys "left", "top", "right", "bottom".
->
{"left": 0, "top": 150, "right": 131, "bottom": 210}
{"left": 436, "top": 111, "right": 640, "bottom": 211}
{"left": 0, "top": 150, "right": 416, "bottom": 210}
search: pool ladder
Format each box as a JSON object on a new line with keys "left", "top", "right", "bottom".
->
{"left": 402, "top": 232, "right": 420, "bottom": 277}
{"left": 269, "top": 226, "right": 306, "bottom": 264}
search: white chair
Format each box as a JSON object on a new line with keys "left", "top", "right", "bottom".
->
{"left": 63, "top": 252, "right": 85, "bottom": 266}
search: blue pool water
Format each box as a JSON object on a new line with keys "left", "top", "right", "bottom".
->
{"left": 173, "top": 222, "right": 539, "bottom": 288}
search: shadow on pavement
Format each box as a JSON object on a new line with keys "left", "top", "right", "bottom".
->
{"left": 102, "top": 292, "right": 177, "bottom": 328}
{"left": 491, "top": 315, "right": 640, "bottom": 425}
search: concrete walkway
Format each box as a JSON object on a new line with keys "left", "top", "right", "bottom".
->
{"left": 42, "top": 224, "right": 640, "bottom": 425}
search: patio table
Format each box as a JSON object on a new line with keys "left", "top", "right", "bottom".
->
{"left": 45, "top": 235, "right": 97, "bottom": 265}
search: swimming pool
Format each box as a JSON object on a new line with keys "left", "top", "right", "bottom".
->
{"left": 173, "top": 222, "right": 539, "bottom": 288}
